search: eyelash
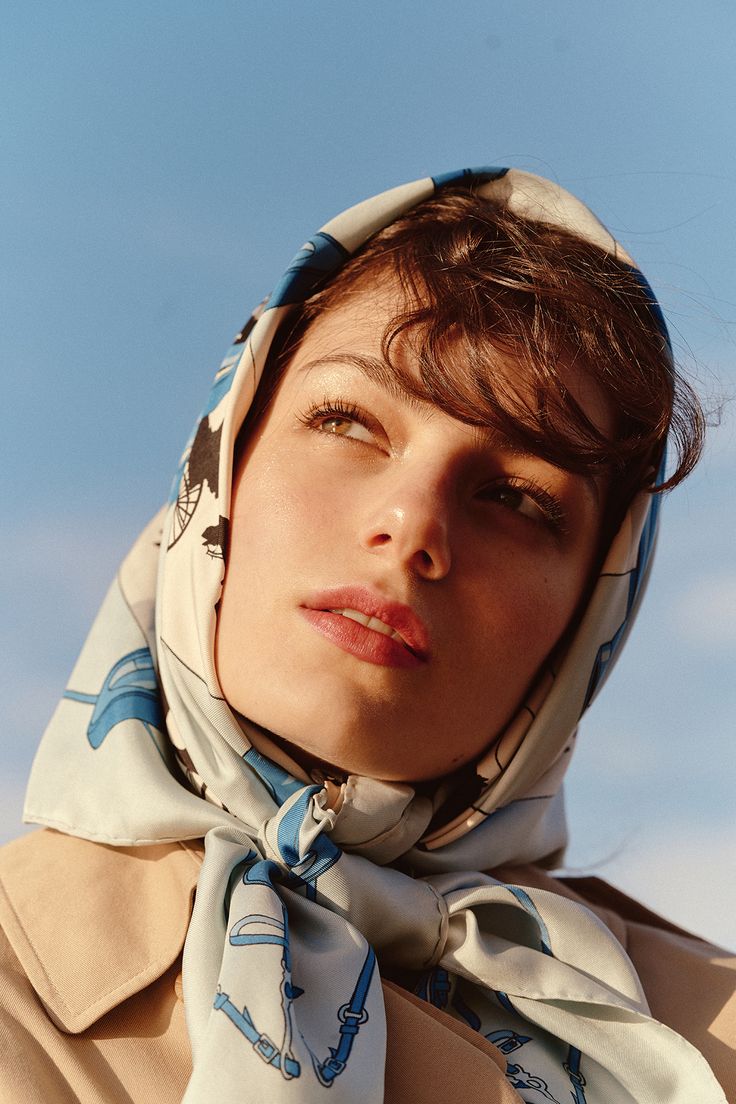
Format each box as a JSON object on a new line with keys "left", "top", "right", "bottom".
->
{"left": 299, "top": 398, "right": 377, "bottom": 437}
{"left": 479, "top": 477, "right": 568, "bottom": 534}
{"left": 300, "top": 399, "right": 567, "bottom": 534}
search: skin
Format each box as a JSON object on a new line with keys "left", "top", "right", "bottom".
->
{"left": 215, "top": 285, "right": 614, "bottom": 782}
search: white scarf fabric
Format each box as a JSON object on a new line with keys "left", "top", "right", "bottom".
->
{"left": 25, "top": 168, "right": 726, "bottom": 1102}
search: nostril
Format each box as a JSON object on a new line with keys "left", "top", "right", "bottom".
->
{"left": 416, "top": 550, "right": 433, "bottom": 570}
{"left": 370, "top": 533, "right": 392, "bottom": 547}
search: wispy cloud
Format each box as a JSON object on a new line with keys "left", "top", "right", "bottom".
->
{"left": 671, "top": 571, "right": 736, "bottom": 646}
{"left": 564, "top": 823, "right": 736, "bottom": 951}
{"left": 0, "top": 510, "right": 140, "bottom": 797}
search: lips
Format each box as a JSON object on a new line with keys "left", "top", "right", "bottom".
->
{"left": 300, "top": 586, "right": 430, "bottom": 669}
{"left": 328, "top": 607, "right": 413, "bottom": 648}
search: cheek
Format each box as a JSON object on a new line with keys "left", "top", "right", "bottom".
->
{"left": 521, "top": 563, "right": 593, "bottom": 664}
{"left": 228, "top": 456, "right": 349, "bottom": 588}
{"left": 470, "top": 558, "right": 584, "bottom": 665}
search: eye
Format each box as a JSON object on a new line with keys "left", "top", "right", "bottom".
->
{"left": 477, "top": 479, "right": 566, "bottom": 532}
{"left": 317, "top": 414, "right": 374, "bottom": 443}
{"left": 301, "top": 400, "right": 380, "bottom": 446}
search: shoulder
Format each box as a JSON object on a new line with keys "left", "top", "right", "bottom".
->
{"left": 0, "top": 829, "right": 200, "bottom": 1103}
{"left": 0, "top": 829, "right": 202, "bottom": 1024}
{"left": 493, "top": 863, "right": 736, "bottom": 1101}
{"left": 0, "top": 832, "right": 521, "bottom": 1104}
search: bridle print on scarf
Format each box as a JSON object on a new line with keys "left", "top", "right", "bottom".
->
{"left": 25, "top": 167, "right": 726, "bottom": 1103}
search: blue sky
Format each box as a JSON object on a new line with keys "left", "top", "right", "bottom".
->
{"left": 2, "top": 1, "right": 735, "bottom": 946}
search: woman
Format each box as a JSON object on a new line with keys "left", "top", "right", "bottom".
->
{"left": 1, "top": 167, "right": 733, "bottom": 1102}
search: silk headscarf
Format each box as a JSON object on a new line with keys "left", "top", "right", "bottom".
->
{"left": 25, "top": 168, "right": 726, "bottom": 1102}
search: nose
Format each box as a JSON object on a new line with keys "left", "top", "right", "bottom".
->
{"left": 360, "top": 472, "right": 452, "bottom": 581}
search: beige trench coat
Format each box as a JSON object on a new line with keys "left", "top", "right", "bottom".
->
{"left": 0, "top": 829, "right": 733, "bottom": 1103}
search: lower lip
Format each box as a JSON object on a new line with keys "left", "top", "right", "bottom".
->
{"left": 299, "top": 609, "right": 425, "bottom": 669}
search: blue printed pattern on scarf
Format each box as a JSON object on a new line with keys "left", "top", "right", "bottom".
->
{"left": 64, "top": 646, "right": 163, "bottom": 750}
{"left": 201, "top": 801, "right": 378, "bottom": 1093}
{"left": 413, "top": 887, "right": 591, "bottom": 1104}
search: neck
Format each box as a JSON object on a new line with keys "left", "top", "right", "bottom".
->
{"left": 234, "top": 712, "right": 349, "bottom": 786}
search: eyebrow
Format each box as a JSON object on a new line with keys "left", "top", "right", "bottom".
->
{"left": 297, "top": 353, "right": 603, "bottom": 505}
{"left": 296, "top": 353, "right": 434, "bottom": 415}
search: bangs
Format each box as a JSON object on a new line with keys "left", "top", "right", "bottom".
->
{"left": 248, "top": 187, "right": 703, "bottom": 519}
{"left": 376, "top": 307, "right": 617, "bottom": 476}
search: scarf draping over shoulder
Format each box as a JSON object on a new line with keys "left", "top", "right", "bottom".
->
{"left": 25, "top": 167, "right": 726, "bottom": 1103}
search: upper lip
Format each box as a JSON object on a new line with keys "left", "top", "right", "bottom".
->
{"left": 301, "top": 585, "right": 431, "bottom": 659}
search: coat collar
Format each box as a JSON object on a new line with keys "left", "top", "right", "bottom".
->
{"left": 0, "top": 828, "right": 202, "bottom": 1032}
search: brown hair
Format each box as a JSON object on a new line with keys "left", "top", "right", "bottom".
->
{"left": 246, "top": 187, "right": 704, "bottom": 528}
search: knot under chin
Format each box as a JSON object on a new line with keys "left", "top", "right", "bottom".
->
{"left": 256, "top": 785, "right": 448, "bottom": 971}
{"left": 257, "top": 785, "right": 341, "bottom": 885}
{"left": 320, "top": 775, "right": 434, "bottom": 864}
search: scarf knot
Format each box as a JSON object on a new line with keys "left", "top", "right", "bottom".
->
{"left": 254, "top": 784, "right": 449, "bottom": 971}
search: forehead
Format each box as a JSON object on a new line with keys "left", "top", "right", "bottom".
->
{"left": 293, "top": 279, "right": 404, "bottom": 356}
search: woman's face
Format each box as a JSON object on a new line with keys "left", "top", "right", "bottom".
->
{"left": 215, "top": 285, "right": 613, "bottom": 781}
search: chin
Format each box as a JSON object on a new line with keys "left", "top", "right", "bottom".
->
{"left": 235, "top": 677, "right": 491, "bottom": 783}
{"left": 283, "top": 728, "right": 455, "bottom": 784}
{"left": 255, "top": 707, "right": 402, "bottom": 781}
